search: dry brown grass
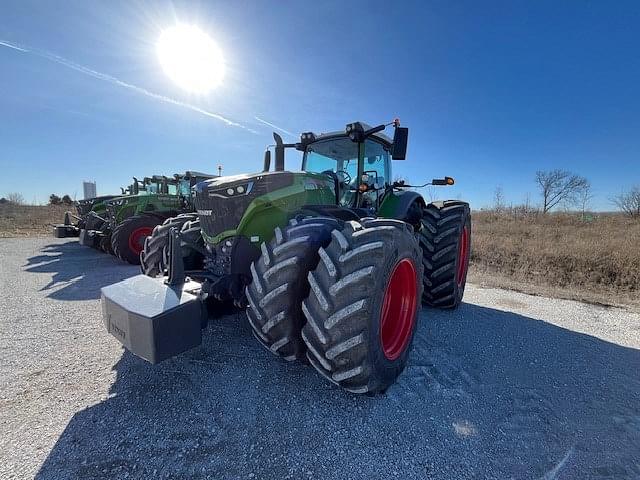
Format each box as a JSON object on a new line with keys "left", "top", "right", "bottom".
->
{"left": 470, "top": 211, "right": 640, "bottom": 308}
{"left": 0, "top": 204, "right": 70, "bottom": 237}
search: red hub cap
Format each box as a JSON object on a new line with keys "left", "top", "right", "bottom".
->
{"left": 456, "top": 225, "right": 470, "bottom": 287}
{"left": 380, "top": 259, "right": 418, "bottom": 360}
{"left": 128, "top": 227, "right": 153, "bottom": 256}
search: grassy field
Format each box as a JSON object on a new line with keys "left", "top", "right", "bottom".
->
{"left": 469, "top": 211, "right": 640, "bottom": 308}
{"left": 0, "top": 204, "right": 70, "bottom": 237}
{"left": 1, "top": 203, "right": 637, "bottom": 307}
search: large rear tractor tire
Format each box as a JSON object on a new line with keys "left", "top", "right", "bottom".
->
{"left": 302, "top": 219, "right": 423, "bottom": 394}
{"left": 140, "top": 213, "right": 200, "bottom": 277}
{"left": 112, "top": 214, "right": 165, "bottom": 265}
{"left": 418, "top": 200, "right": 471, "bottom": 309}
{"left": 245, "top": 217, "right": 340, "bottom": 362}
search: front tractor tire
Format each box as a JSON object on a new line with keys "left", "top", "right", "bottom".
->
{"left": 418, "top": 200, "right": 471, "bottom": 309}
{"left": 301, "top": 219, "right": 423, "bottom": 394}
{"left": 99, "top": 235, "right": 114, "bottom": 255}
{"left": 140, "top": 213, "right": 200, "bottom": 277}
{"left": 245, "top": 217, "right": 340, "bottom": 362}
{"left": 83, "top": 215, "right": 105, "bottom": 251}
{"left": 112, "top": 214, "right": 165, "bottom": 265}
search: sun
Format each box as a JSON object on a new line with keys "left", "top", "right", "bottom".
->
{"left": 156, "top": 24, "right": 224, "bottom": 94}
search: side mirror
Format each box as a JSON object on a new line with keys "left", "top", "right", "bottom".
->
{"left": 432, "top": 177, "right": 455, "bottom": 186}
{"left": 263, "top": 149, "right": 271, "bottom": 172}
{"left": 391, "top": 127, "right": 408, "bottom": 160}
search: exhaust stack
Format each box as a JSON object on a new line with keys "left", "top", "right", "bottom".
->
{"left": 273, "top": 132, "right": 285, "bottom": 171}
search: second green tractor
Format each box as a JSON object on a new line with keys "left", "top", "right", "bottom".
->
{"left": 101, "top": 120, "right": 471, "bottom": 395}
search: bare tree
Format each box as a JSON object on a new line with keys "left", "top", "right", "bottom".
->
{"left": 535, "top": 169, "right": 589, "bottom": 213}
{"left": 425, "top": 185, "right": 438, "bottom": 202}
{"left": 611, "top": 186, "right": 640, "bottom": 217}
{"left": 522, "top": 192, "right": 534, "bottom": 213}
{"left": 577, "top": 182, "right": 594, "bottom": 220}
{"left": 493, "top": 186, "right": 505, "bottom": 212}
{"left": 6, "top": 192, "right": 24, "bottom": 205}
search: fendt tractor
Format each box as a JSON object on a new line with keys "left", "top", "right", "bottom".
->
{"left": 82, "top": 172, "right": 216, "bottom": 264}
{"left": 101, "top": 120, "right": 471, "bottom": 394}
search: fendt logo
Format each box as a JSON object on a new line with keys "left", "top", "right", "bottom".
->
{"left": 197, "top": 209, "right": 212, "bottom": 216}
{"left": 108, "top": 315, "right": 126, "bottom": 341}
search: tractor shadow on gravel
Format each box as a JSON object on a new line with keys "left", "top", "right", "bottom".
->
{"left": 36, "top": 302, "right": 640, "bottom": 479}
{"left": 23, "top": 241, "right": 138, "bottom": 301}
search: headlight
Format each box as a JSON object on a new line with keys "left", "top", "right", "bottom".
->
{"left": 209, "top": 182, "right": 254, "bottom": 198}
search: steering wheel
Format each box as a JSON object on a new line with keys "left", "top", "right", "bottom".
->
{"left": 335, "top": 170, "right": 352, "bottom": 186}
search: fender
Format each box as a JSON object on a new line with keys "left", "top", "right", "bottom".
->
{"left": 378, "top": 190, "right": 425, "bottom": 227}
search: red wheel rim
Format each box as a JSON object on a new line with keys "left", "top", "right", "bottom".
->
{"left": 128, "top": 226, "right": 153, "bottom": 256}
{"left": 456, "top": 225, "right": 470, "bottom": 287}
{"left": 380, "top": 258, "right": 418, "bottom": 360}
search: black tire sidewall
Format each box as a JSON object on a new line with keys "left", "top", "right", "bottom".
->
{"left": 452, "top": 210, "right": 471, "bottom": 305}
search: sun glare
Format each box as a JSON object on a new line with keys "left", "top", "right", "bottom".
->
{"left": 156, "top": 24, "right": 224, "bottom": 94}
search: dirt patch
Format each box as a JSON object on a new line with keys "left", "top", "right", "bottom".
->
{"left": 0, "top": 204, "right": 70, "bottom": 237}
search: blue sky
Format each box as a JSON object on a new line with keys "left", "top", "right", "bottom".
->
{"left": 1, "top": 0, "right": 639, "bottom": 210}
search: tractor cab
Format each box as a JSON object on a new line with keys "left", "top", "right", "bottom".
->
{"left": 266, "top": 120, "right": 408, "bottom": 216}
{"left": 173, "top": 171, "right": 219, "bottom": 197}
{"left": 300, "top": 121, "right": 407, "bottom": 212}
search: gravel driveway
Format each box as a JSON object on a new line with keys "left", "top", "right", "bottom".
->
{"left": 1, "top": 237, "right": 639, "bottom": 479}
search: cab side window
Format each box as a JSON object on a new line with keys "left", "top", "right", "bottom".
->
{"left": 179, "top": 180, "right": 191, "bottom": 196}
{"left": 360, "top": 139, "right": 390, "bottom": 208}
{"left": 363, "top": 139, "right": 390, "bottom": 187}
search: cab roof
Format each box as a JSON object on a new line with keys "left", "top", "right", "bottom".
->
{"left": 311, "top": 122, "right": 393, "bottom": 147}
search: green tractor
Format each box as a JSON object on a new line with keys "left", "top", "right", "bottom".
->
{"left": 101, "top": 120, "right": 471, "bottom": 394}
{"left": 82, "top": 172, "right": 216, "bottom": 263}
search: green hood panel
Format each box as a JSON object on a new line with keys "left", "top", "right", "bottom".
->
{"left": 196, "top": 171, "right": 336, "bottom": 245}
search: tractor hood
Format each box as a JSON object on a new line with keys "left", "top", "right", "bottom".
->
{"left": 193, "top": 170, "right": 335, "bottom": 244}
{"left": 195, "top": 172, "right": 270, "bottom": 190}
{"left": 76, "top": 195, "right": 118, "bottom": 216}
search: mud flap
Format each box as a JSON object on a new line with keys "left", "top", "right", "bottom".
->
{"left": 101, "top": 275, "right": 206, "bottom": 363}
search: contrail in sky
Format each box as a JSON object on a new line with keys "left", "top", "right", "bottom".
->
{"left": 254, "top": 116, "right": 295, "bottom": 137}
{"left": 0, "top": 40, "right": 28, "bottom": 52}
{"left": 0, "top": 39, "right": 258, "bottom": 133}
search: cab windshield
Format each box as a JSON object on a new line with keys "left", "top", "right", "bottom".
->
{"left": 303, "top": 137, "right": 358, "bottom": 206}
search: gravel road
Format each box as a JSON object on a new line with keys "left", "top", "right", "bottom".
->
{"left": 1, "top": 237, "right": 639, "bottom": 480}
